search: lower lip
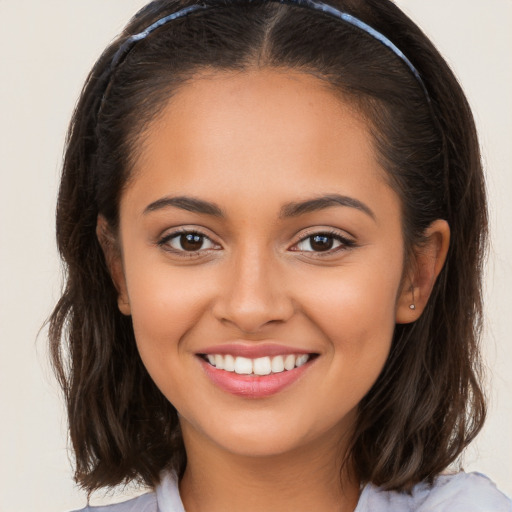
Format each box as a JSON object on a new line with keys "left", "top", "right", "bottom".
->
{"left": 199, "top": 357, "right": 314, "bottom": 398}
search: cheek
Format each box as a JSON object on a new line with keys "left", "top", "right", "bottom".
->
{"left": 125, "top": 267, "right": 217, "bottom": 416}
{"left": 123, "top": 254, "right": 217, "bottom": 368}
{"left": 299, "top": 257, "right": 401, "bottom": 340}
{"left": 295, "top": 255, "right": 401, "bottom": 394}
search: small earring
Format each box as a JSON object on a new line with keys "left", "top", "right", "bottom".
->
{"left": 409, "top": 304, "right": 416, "bottom": 310}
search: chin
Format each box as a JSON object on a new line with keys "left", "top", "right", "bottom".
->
{"left": 179, "top": 405, "right": 356, "bottom": 462}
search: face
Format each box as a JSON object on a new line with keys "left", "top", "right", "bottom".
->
{"left": 111, "top": 68, "right": 413, "bottom": 460}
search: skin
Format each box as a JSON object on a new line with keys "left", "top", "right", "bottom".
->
{"left": 100, "top": 68, "right": 449, "bottom": 512}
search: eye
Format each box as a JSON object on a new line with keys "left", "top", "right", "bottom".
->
{"left": 292, "top": 232, "right": 354, "bottom": 253}
{"left": 158, "top": 230, "right": 219, "bottom": 253}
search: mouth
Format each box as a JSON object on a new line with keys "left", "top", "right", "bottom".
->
{"left": 199, "top": 353, "right": 316, "bottom": 376}
{"left": 197, "top": 350, "right": 318, "bottom": 398}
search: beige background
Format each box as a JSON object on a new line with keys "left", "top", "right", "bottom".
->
{"left": 0, "top": 1, "right": 510, "bottom": 510}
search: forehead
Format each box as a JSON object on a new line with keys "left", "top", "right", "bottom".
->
{"left": 124, "top": 67, "right": 395, "bottom": 220}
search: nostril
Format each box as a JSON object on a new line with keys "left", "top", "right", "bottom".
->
{"left": 212, "top": 295, "right": 295, "bottom": 333}
{"left": 209, "top": 259, "right": 296, "bottom": 333}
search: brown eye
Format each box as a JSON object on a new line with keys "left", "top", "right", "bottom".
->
{"left": 162, "top": 231, "right": 217, "bottom": 252}
{"left": 309, "top": 235, "right": 334, "bottom": 252}
{"left": 180, "top": 233, "right": 204, "bottom": 251}
{"left": 293, "top": 232, "right": 353, "bottom": 254}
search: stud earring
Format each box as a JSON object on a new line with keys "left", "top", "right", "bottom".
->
{"left": 408, "top": 284, "right": 416, "bottom": 310}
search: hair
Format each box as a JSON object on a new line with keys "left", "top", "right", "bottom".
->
{"left": 49, "top": 0, "right": 487, "bottom": 495}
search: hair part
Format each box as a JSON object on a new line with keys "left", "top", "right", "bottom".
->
{"left": 49, "top": 0, "right": 487, "bottom": 494}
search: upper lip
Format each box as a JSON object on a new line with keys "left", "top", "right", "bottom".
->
{"left": 197, "top": 342, "right": 315, "bottom": 359}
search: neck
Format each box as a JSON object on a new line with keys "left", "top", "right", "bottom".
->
{"left": 179, "top": 422, "right": 360, "bottom": 512}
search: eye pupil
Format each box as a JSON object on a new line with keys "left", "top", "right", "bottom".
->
{"left": 181, "top": 233, "right": 203, "bottom": 251}
{"left": 311, "top": 235, "right": 333, "bottom": 251}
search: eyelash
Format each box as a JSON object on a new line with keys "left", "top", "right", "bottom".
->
{"left": 156, "top": 228, "right": 356, "bottom": 258}
{"left": 157, "top": 229, "right": 219, "bottom": 258}
{"left": 291, "top": 230, "right": 356, "bottom": 256}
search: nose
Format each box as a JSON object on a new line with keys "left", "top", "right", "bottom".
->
{"left": 212, "top": 244, "right": 295, "bottom": 334}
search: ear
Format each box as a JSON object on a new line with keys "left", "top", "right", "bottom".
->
{"left": 96, "top": 215, "right": 131, "bottom": 316}
{"left": 395, "top": 219, "right": 450, "bottom": 324}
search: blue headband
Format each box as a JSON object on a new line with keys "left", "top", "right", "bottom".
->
{"left": 109, "top": 0, "right": 430, "bottom": 101}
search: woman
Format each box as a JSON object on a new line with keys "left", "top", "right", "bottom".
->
{"left": 47, "top": 0, "right": 511, "bottom": 510}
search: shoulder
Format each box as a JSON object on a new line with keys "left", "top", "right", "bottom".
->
{"left": 68, "top": 471, "right": 184, "bottom": 512}
{"left": 69, "top": 491, "right": 157, "bottom": 512}
{"left": 357, "top": 472, "right": 512, "bottom": 512}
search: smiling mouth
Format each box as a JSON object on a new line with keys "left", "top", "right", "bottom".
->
{"left": 199, "top": 353, "right": 318, "bottom": 376}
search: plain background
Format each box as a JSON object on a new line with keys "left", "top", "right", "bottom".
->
{"left": 0, "top": 1, "right": 511, "bottom": 510}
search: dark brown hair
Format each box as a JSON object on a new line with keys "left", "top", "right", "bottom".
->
{"left": 49, "top": 0, "right": 487, "bottom": 494}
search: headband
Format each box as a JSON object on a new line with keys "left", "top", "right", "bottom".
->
{"left": 108, "top": 0, "right": 430, "bottom": 102}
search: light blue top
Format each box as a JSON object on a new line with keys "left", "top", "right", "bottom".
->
{"left": 72, "top": 471, "right": 512, "bottom": 511}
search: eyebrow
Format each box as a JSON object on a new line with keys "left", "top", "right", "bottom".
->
{"left": 279, "top": 194, "right": 375, "bottom": 220}
{"left": 143, "top": 193, "right": 375, "bottom": 220}
{"left": 144, "top": 196, "right": 225, "bottom": 217}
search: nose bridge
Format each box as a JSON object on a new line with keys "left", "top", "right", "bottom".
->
{"left": 213, "top": 239, "right": 294, "bottom": 333}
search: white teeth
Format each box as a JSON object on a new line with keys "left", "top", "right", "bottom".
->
{"left": 215, "top": 354, "right": 225, "bottom": 370}
{"left": 224, "top": 354, "right": 235, "bottom": 372}
{"left": 234, "top": 356, "right": 253, "bottom": 375}
{"left": 296, "top": 354, "right": 309, "bottom": 367}
{"left": 284, "top": 354, "right": 296, "bottom": 371}
{"left": 271, "top": 355, "right": 285, "bottom": 373}
{"left": 253, "top": 357, "right": 272, "bottom": 376}
{"left": 205, "top": 353, "right": 312, "bottom": 375}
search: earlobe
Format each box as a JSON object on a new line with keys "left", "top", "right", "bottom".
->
{"left": 96, "top": 215, "right": 131, "bottom": 316}
{"left": 396, "top": 219, "right": 450, "bottom": 324}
